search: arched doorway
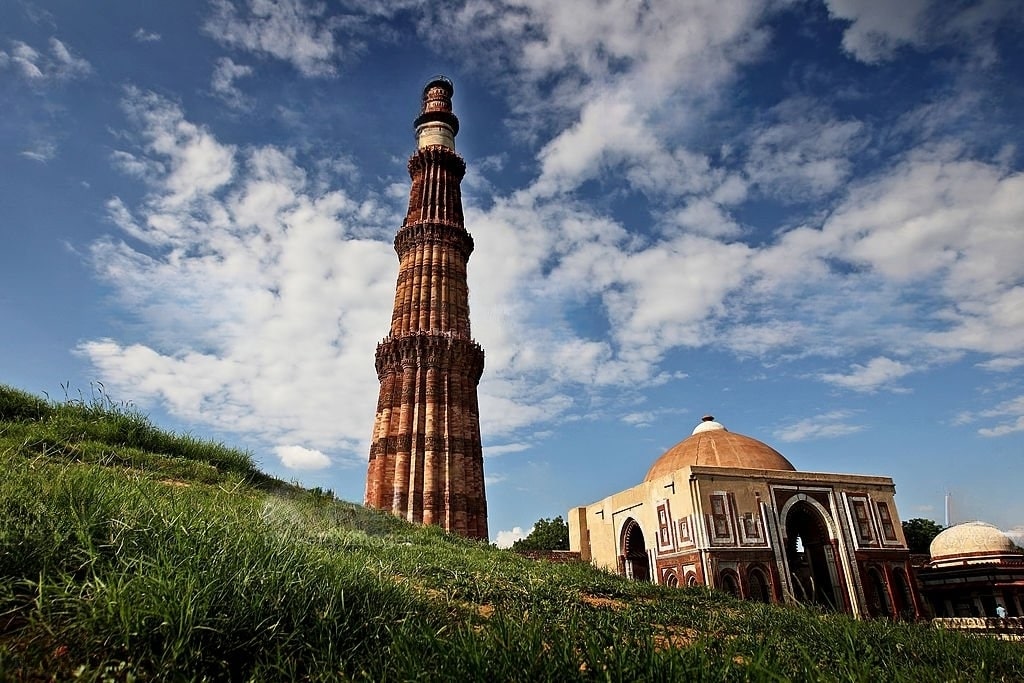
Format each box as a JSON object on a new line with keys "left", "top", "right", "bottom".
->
{"left": 720, "top": 570, "right": 741, "bottom": 598}
{"left": 784, "top": 501, "right": 841, "bottom": 609}
{"left": 867, "top": 566, "right": 892, "bottom": 618}
{"left": 890, "top": 567, "right": 914, "bottom": 620}
{"left": 620, "top": 518, "right": 650, "bottom": 582}
{"left": 747, "top": 566, "right": 772, "bottom": 603}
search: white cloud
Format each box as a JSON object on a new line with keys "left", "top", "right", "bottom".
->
{"left": 477, "top": 385, "right": 574, "bottom": 439}
{"left": 211, "top": 57, "right": 254, "bottom": 109}
{"left": 420, "top": 0, "right": 775, "bottom": 190}
{"left": 660, "top": 197, "right": 743, "bottom": 239}
{"left": 20, "top": 140, "right": 57, "bottom": 162}
{"left": 484, "top": 472, "right": 508, "bottom": 486}
{"left": 826, "top": 159, "right": 1024, "bottom": 356}
{"left": 494, "top": 525, "right": 532, "bottom": 549}
{"left": 622, "top": 412, "right": 654, "bottom": 427}
{"left": 82, "top": 91, "right": 400, "bottom": 466}
{"left": 133, "top": 28, "right": 162, "bottom": 43}
{"left": 465, "top": 191, "right": 755, "bottom": 399}
{"left": 45, "top": 37, "right": 91, "bottom": 78}
{"left": 621, "top": 407, "right": 686, "bottom": 428}
{"left": 6, "top": 42, "right": 44, "bottom": 79}
{"left": 531, "top": 95, "right": 658, "bottom": 198}
{"left": 744, "top": 98, "right": 865, "bottom": 201}
{"left": 775, "top": 411, "right": 865, "bottom": 442}
{"left": 721, "top": 322, "right": 807, "bottom": 358}
{"left": 72, "top": 4, "right": 1024, "bottom": 481}
{"left": 485, "top": 443, "right": 531, "bottom": 457}
{"left": 606, "top": 234, "right": 752, "bottom": 360}
{"left": 737, "top": 152, "right": 1024, "bottom": 367}
{"left": 466, "top": 142, "right": 1023, "bottom": 421}
{"left": 978, "top": 358, "right": 1024, "bottom": 373}
{"left": 819, "top": 357, "right": 913, "bottom": 392}
{"left": 119, "top": 88, "right": 237, "bottom": 211}
{"left": 275, "top": 444, "right": 331, "bottom": 469}
{"left": 976, "top": 395, "right": 1024, "bottom": 438}
{"left": 204, "top": 0, "right": 345, "bottom": 77}
{"left": 0, "top": 37, "right": 91, "bottom": 81}
{"left": 414, "top": 3, "right": 1024, "bottom": 397}
{"left": 981, "top": 418, "right": 1024, "bottom": 438}
{"left": 824, "top": 0, "right": 1019, "bottom": 65}
{"left": 824, "top": 0, "right": 930, "bottom": 63}
{"left": 109, "top": 150, "right": 163, "bottom": 181}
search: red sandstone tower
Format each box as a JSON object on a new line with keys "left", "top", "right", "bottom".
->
{"left": 365, "top": 78, "right": 488, "bottom": 540}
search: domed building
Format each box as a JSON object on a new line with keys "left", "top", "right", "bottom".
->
{"left": 917, "top": 521, "right": 1024, "bottom": 617}
{"left": 568, "top": 416, "right": 922, "bottom": 619}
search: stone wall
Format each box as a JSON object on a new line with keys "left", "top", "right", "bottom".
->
{"left": 933, "top": 617, "right": 1024, "bottom": 640}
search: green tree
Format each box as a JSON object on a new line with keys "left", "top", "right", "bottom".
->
{"left": 512, "top": 516, "right": 570, "bottom": 552}
{"left": 902, "top": 518, "right": 944, "bottom": 553}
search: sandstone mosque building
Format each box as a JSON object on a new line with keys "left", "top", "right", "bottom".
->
{"left": 364, "top": 78, "right": 488, "bottom": 540}
{"left": 569, "top": 416, "right": 923, "bottom": 619}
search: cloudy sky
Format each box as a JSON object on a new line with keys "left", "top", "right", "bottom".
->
{"left": 3, "top": 0, "right": 1023, "bottom": 546}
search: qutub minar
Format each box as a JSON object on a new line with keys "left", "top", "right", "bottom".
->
{"left": 365, "top": 78, "right": 488, "bottom": 540}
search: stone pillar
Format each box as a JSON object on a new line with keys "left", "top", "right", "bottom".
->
{"left": 364, "top": 78, "right": 488, "bottom": 541}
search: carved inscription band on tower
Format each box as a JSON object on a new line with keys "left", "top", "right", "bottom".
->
{"left": 365, "top": 78, "right": 488, "bottom": 540}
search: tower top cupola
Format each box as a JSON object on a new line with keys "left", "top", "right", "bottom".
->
{"left": 414, "top": 76, "right": 460, "bottom": 150}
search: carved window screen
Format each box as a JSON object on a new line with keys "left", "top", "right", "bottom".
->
{"left": 851, "top": 499, "right": 873, "bottom": 543}
{"left": 657, "top": 504, "right": 673, "bottom": 549}
{"left": 742, "top": 512, "right": 761, "bottom": 539}
{"left": 711, "top": 494, "right": 730, "bottom": 539}
{"left": 876, "top": 501, "right": 897, "bottom": 542}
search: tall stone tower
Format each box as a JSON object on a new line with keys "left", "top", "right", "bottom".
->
{"left": 365, "top": 77, "right": 488, "bottom": 540}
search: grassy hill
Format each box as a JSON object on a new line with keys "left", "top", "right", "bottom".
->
{"left": 1, "top": 384, "right": 1021, "bottom": 681}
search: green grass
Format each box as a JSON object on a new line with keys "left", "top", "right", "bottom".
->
{"left": 1, "top": 384, "right": 1022, "bottom": 681}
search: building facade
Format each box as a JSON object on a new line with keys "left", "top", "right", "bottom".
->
{"left": 569, "top": 416, "right": 922, "bottom": 619}
{"left": 918, "top": 521, "right": 1024, "bottom": 618}
{"left": 364, "top": 78, "right": 488, "bottom": 540}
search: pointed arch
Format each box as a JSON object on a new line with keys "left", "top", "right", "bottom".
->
{"left": 782, "top": 498, "right": 843, "bottom": 610}
{"left": 747, "top": 565, "right": 773, "bottom": 603}
{"left": 619, "top": 517, "right": 650, "bottom": 582}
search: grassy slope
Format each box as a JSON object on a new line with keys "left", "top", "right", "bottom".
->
{"left": 0, "top": 385, "right": 1021, "bottom": 681}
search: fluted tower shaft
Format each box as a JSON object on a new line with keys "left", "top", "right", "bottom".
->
{"left": 365, "top": 78, "right": 487, "bottom": 540}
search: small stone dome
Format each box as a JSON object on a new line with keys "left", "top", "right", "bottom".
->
{"left": 643, "top": 416, "right": 796, "bottom": 481}
{"left": 929, "top": 521, "right": 1022, "bottom": 564}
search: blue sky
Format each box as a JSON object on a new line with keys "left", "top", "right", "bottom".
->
{"left": 2, "top": 0, "right": 1023, "bottom": 546}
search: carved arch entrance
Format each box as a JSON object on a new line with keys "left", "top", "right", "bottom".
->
{"left": 866, "top": 565, "right": 892, "bottom": 618}
{"left": 720, "top": 570, "right": 741, "bottom": 598}
{"left": 619, "top": 518, "right": 650, "bottom": 582}
{"left": 747, "top": 565, "right": 772, "bottom": 603}
{"left": 891, "top": 567, "right": 915, "bottom": 619}
{"left": 783, "top": 499, "right": 842, "bottom": 609}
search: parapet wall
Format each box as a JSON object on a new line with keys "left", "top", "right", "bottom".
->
{"left": 933, "top": 617, "right": 1024, "bottom": 640}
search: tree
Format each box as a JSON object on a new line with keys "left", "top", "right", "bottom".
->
{"left": 512, "top": 516, "right": 570, "bottom": 552}
{"left": 902, "top": 518, "right": 944, "bottom": 554}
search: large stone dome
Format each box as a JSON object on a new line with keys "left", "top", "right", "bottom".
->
{"left": 643, "top": 416, "right": 796, "bottom": 482}
{"left": 929, "top": 521, "right": 1023, "bottom": 565}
